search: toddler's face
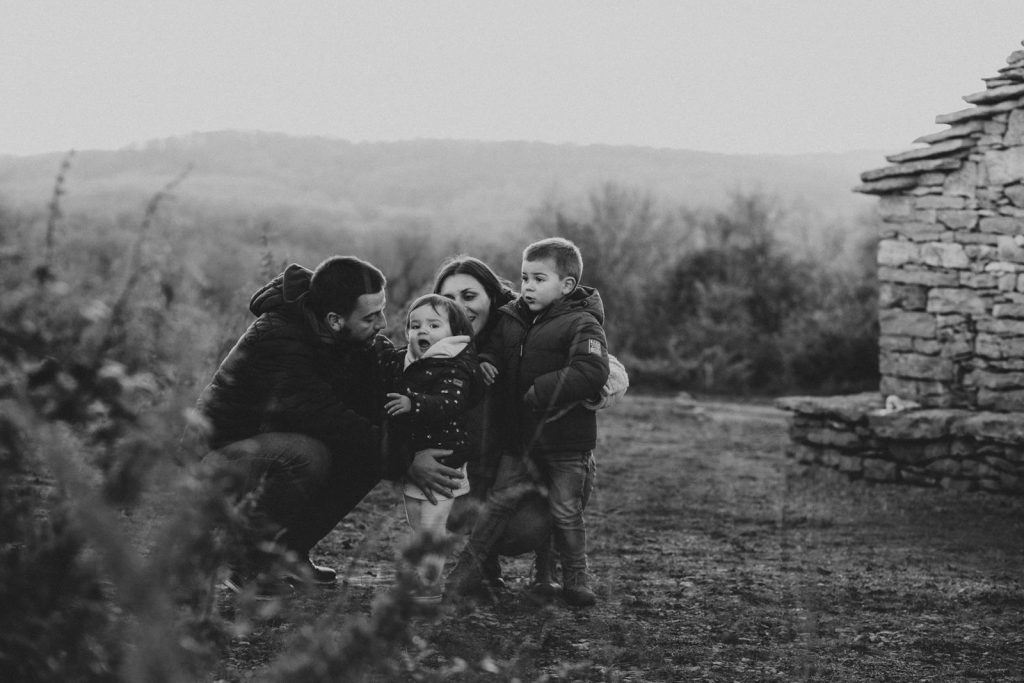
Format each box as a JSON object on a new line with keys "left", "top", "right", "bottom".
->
{"left": 520, "top": 257, "right": 573, "bottom": 313}
{"left": 407, "top": 304, "right": 453, "bottom": 359}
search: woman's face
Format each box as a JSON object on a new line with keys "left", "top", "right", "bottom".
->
{"left": 438, "top": 273, "right": 492, "bottom": 336}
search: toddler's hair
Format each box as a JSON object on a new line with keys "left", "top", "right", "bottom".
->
{"left": 405, "top": 293, "right": 475, "bottom": 338}
{"left": 523, "top": 237, "right": 583, "bottom": 284}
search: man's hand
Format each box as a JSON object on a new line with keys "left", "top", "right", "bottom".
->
{"left": 406, "top": 448, "right": 462, "bottom": 504}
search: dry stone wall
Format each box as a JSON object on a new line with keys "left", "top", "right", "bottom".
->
{"left": 778, "top": 43, "right": 1024, "bottom": 495}
{"left": 857, "top": 45, "right": 1024, "bottom": 411}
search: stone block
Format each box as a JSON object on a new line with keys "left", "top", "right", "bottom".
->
{"left": 838, "top": 455, "right": 863, "bottom": 474}
{"left": 868, "top": 408, "right": 967, "bottom": 439}
{"left": 974, "top": 333, "right": 1024, "bottom": 360}
{"left": 774, "top": 393, "right": 881, "bottom": 423}
{"left": 980, "top": 216, "right": 1024, "bottom": 234}
{"left": 1004, "top": 183, "right": 1024, "bottom": 208}
{"left": 879, "top": 283, "right": 928, "bottom": 310}
{"left": 967, "top": 370, "right": 1024, "bottom": 390}
{"left": 1005, "top": 109, "right": 1024, "bottom": 146}
{"left": 997, "top": 235, "right": 1024, "bottom": 262}
{"left": 862, "top": 458, "right": 899, "bottom": 482}
{"left": 927, "top": 458, "right": 963, "bottom": 476}
{"left": 985, "top": 146, "right": 1024, "bottom": 185}
{"left": 959, "top": 272, "right": 998, "bottom": 289}
{"left": 880, "top": 353, "right": 954, "bottom": 381}
{"left": 877, "top": 195, "right": 916, "bottom": 219}
{"left": 888, "top": 222, "right": 946, "bottom": 241}
{"left": 888, "top": 440, "right": 950, "bottom": 465}
{"left": 803, "top": 426, "right": 866, "bottom": 450}
{"left": 940, "top": 477, "right": 976, "bottom": 492}
{"left": 943, "top": 161, "right": 979, "bottom": 197}
{"left": 879, "top": 309, "right": 937, "bottom": 338}
{"left": 900, "top": 468, "right": 938, "bottom": 486}
{"left": 978, "top": 388, "right": 1024, "bottom": 412}
{"left": 916, "top": 195, "right": 968, "bottom": 210}
{"left": 957, "top": 233, "right": 1000, "bottom": 245}
{"left": 879, "top": 334, "right": 915, "bottom": 352}
{"left": 976, "top": 318, "right": 1024, "bottom": 335}
{"left": 921, "top": 242, "right": 970, "bottom": 268}
{"left": 877, "top": 267, "right": 958, "bottom": 287}
{"left": 926, "top": 288, "right": 990, "bottom": 315}
{"left": 952, "top": 410, "right": 1024, "bottom": 442}
{"left": 878, "top": 239, "right": 921, "bottom": 267}
{"left": 993, "top": 303, "right": 1024, "bottom": 318}
{"left": 936, "top": 210, "right": 978, "bottom": 229}
{"left": 912, "top": 338, "right": 942, "bottom": 354}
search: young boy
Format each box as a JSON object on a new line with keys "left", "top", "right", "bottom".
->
{"left": 450, "top": 237, "right": 610, "bottom": 606}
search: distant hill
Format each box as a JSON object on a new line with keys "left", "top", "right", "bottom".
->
{"left": 0, "top": 130, "right": 883, "bottom": 238}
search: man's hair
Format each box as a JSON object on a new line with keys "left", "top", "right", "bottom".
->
{"left": 405, "top": 293, "right": 475, "bottom": 339}
{"left": 309, "top": 256, "right": 386, "bottom": 318}
{"left": 523, "top": 237, "right": 583, "bottom": 284}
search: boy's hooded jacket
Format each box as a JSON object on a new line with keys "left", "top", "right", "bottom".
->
{"left": 481, "top": 285, "right": 610, "bottom": 455}
{"left": 197, "top": 264, "right": 392, "bottom": 477}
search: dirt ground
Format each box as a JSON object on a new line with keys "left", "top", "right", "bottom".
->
{"left": 210, "top": 394, "right": 1024, "bottom": 682}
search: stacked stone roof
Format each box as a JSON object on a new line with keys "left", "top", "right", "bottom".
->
{"left": 857, "top": 44, "right": 1024, "bottom": 196}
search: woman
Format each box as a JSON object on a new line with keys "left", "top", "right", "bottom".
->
{"left": 433, "top": 255, "right": 595, "bottom": 596}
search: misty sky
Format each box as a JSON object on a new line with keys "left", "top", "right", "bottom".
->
{"left": 3, "top": 0, "right": 1024, "bottom": 157}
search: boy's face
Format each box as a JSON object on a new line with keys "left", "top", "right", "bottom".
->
{"left": 407, "top": 304, "right": 453, "bottom": 359}
{"left": 520, "top": 257, "right": 574, "bottom": 313}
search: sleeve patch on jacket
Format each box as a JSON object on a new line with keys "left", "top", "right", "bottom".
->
{"left": 588, "top": 339, "right": 604, "bottom": 356}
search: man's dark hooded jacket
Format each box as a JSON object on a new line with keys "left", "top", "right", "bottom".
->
{"left": 198, "top": 264, "right": 391, "bottom": 476}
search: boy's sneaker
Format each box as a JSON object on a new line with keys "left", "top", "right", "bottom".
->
{"left": 297, "top": 554, "right": 337, "bottom": 587}
{"left": 562, "top": 569, "right": 596, "bottom": 607}
{"left": 482, "top": 553, "right": 507, "bottom": 592}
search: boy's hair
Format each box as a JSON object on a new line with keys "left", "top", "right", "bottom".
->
{"left": 523, "top": 237, "right": 583, "bottom": 285}
{"left": 405, "top": 293, "right": 475, "bottom": 339}
{"left": 309, "top": 256, "right": 386, "bottom": 319}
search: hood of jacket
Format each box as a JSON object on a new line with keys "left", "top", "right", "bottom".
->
{"left": 501, "top": 285, "right": 605, "bottom": 326}
{"left": 249, "top": 263, "right": 314, "bottom": 316}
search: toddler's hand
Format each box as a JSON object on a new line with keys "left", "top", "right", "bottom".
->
{"left": 480, "top": 361, "right": 499, "bottom": 386}
{"left": 385, "top": 392, "right": 412, "bottom": 416}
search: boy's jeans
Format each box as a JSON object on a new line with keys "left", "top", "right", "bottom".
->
{"left": 204, "top": 432, "right": 380, "bottom": 558}
{"left": 536, "top": 450, "right": 593, "bottom": 578}
{"left": 457, "top": 449, "right": 595, "bottom": 576}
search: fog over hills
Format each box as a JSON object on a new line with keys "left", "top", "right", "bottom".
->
{"left": 0, "top": 130, "right": 883, "bottom": 238}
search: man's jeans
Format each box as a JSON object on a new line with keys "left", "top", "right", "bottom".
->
{"left": 204, "top": 432, "right": 379, "bottom": 556}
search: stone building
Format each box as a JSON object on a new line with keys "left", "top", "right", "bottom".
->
{"left": 777, "top": 43, "right": 1024, "bottom": 495}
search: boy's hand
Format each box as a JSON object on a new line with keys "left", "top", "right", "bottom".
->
{"left": 385, "top": 392, "right": 412, "bottom": 416}
{"left": 523, "top": 386, "right": 539, "bottom": 409}
{"left": 480, "top": 361, "right": 499, "bottom": 386}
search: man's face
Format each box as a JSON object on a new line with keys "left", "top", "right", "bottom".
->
{"left": 520, "top": 257, "right": 573, "bottom": 313}
{"left": 335, "top": 290, "right": 387, "bottom": 345}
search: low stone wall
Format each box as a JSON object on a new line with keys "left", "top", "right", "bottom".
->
{"left": 776, "top": 393, "right": 1024, "bottom": 495}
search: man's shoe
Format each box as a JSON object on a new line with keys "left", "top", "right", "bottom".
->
{"left": 562, "top": 569, "right": 596, "bottom": 607}
{"left": 444, "top": 556, "right": 494, "bottom": 604}
{"left": 222, "top": 571, "right": 296, "bottom": 600}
